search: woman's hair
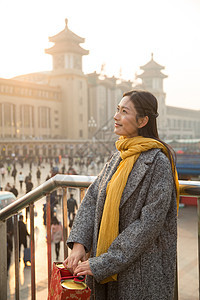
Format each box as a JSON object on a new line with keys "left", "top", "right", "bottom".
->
{"left": 123, "top": 90, "right": 177, "bottom": 173}
{"left": 51, "top": 216, "right": 59, "bottom": 225}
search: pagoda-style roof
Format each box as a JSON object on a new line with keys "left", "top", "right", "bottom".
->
{"left": 140, "top": 53, "right": 165, "bottom": 70}
{"left": 45, "top": 19, "right": 89, "bottom": 56}
{"left": 137, "top": 70, "right": 167, "bottom": 79}
{"left": 137, "top": 53, "right": 167, "bottom": 79}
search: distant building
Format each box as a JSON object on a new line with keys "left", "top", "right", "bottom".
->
{"left": 0, "top": 19, "right": 200, "bottom": 157}
{"left": 135, "top": 54, "right": 200, "bottom": 139}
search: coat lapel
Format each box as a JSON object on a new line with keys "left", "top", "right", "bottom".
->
{"left": 119, "top": 148, "right": 161, "bottom": 208}
{"left": 96, "top": 152, "right": 121, "bottom": 213}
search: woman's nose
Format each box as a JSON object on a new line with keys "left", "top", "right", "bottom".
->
{"left": 114, "top": 112, "right": 119, "bottom": 120}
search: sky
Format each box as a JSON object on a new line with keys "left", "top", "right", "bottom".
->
{"left": 0, "top": 0, "right": 199, "bottom": 110}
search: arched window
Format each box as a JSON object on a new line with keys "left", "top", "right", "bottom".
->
{"left": 20, "top": 105, "right": 34, "bottom": 128}
{"left": 38, "top": 107, "right": 51, "bottom": 128}
{"left": 1, "top": 103, "right": 16, "bottom": 126}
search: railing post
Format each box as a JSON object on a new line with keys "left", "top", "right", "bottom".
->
{"left": 80, "top": 188, "right": 86, "bottom": 202}
{"left": 14, "top": 214, "right": 20, "bottom": 300}
{"left": 62, "top": 187, "right": 68, "bottom": 259}
{"left": 30, "top": 203, "right": 36, "bottom": 300}
{"left": 0, "top": 220, "right": 7, "bottom": 300}
{"left": 197, "top": 196, "right": 200, "bottom": 298}
{"left": 46, "top": 193, "right": 52, "bottom": 289}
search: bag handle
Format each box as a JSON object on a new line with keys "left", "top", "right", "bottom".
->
{"left": 61, "top": 275, "right": 86, "bottom": 283}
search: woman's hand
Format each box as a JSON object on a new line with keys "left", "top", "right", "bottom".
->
{"left": 74, "top": 260, "right": 93, "bottom": 277}
{"left": 63, "top": 243, "right": 87, "bottom": 274}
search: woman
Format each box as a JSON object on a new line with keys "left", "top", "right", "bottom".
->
{"left": 51, "top": 216, "right": 63, "bottom": 260}
{"left": 63, "top": 90, "right": 179, "bottom": 300}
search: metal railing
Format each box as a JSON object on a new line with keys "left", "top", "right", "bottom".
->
{"left": 0, "top": 175, "right": 200, "bottom": 300}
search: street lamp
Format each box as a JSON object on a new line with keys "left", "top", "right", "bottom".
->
{"left": 88, "top": 116, "right": 97, "bottom": 139}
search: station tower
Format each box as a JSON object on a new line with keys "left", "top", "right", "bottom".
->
{"left": 136, "top": 54, "right": 168, "bottom": 139}
{"left": 45, "top": 19, "right": 89, "bottom": 139}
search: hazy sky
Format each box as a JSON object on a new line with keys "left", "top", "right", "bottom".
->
{"left": 0, "top": 0, "right": 199, "bottom": 110}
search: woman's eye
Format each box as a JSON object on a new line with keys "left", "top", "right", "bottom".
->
{"left": 122, "top": 109, "right": 127, "bottom": 113}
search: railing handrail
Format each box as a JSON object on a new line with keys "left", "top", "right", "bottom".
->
{"left": 0, "top": 176, "right": 200, "bottom": 222}
{"left": 0, "top": 174, "right": 96, "bottom": 221}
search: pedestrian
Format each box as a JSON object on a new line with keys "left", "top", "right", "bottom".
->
{"left": 67, "top": 194, "right": 78, "bottom": 222}
{"left": 18, "top": 215, "right": 30, "bottom": 262}
{"left": 24, "top": 174, "right": 30, "bottom": 186}
{"left": 18, "top": 171, "right": 24, "bottom": 190}
{"left": 67, "top": 166, "right": 77, "bottom": 175}
{"left": 5, "top": 182, "right": 12, "bottom": 191}
{"left": 29, "top": 160, "right": 32, "bottom": 172}
{"left": 36, "top": 168, "right": 41, "bottom": 185}
{"left": 7, "top": 232, "right": 13, "bottom": 273}
{"left": 0, "top": 165, "right": 6, "bottom": 181}
{"left": 7, "top": 216, "right": 14, "bottom": 237}
{"left": 7, "top": 165, "right": 11, "bottom": 176}
{"left": 61, "top": 164, "right": 66, "bottom": 174}
{"left": 63, "top": 90, "right": 179, "bottom": 299}
{"left": 51, "top": 216, "right": 63, "bottom": 260}
{"left": 10, "top": 185, "right": 18, "bottom": 197}
{"left": 25, "top": 178, "right": 33, "bottom": 194}
{"left": 25, "top": 179, "right": 33, "bottom": 221}
{"left": 11, "top": 166, "right": 17, "bottom": 183}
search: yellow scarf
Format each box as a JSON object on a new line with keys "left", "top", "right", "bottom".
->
{"left": 96, "top": 136, "right": 179, "bottom": 284}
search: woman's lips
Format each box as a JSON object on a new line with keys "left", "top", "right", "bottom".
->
{"left": 115, "top": 123, "right": 122, "bottom": 127}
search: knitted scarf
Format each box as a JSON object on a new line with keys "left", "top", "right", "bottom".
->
{"left": 96, "top": 136, "right": 179, "bottom": 284}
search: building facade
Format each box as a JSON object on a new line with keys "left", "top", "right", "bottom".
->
{"left": 0, "top": 19, "right": 200, "bottom": 157}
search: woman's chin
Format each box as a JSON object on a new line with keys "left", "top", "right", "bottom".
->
{"left": 114, "top": 129, "right": 122, "bottom": 136}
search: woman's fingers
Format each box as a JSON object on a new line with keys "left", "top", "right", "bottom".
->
{"left": 63, "top": 243, "right": 87, "bottom": 273}
{"left": 63, "top": 258, "right": 68, "bottom": 268}
{"left": 67, "top": 256, "right": 80, "bottom": 273}
{"left": 74, "top": 261, "right": 93, "bottom": 276}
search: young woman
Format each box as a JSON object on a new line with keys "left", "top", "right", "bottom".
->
{"left": 63, "top": 90, "right": 179, "bottom": 300}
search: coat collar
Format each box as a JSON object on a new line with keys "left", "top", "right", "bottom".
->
{"left": 97, "top": 148, "right": 161, "bottom": 212}
{"left": 119, "top": 148, "right": 161, "bottom": 208}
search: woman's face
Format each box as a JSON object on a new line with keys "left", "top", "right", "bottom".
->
{"left": 114, "top": 96, "right": 140, "bottom": 138}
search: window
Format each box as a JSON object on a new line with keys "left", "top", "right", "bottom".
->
{"left": 3, "top": 103, "right": 16, "bottom": 126}
{"left": 20, "top": 105, "right": 34, "bottom": 128}
{"left": 38, "top": 107, "right": 51, "bottom": 128}
{"left": 144, "top": 78, "right": 152, "bottom": 88}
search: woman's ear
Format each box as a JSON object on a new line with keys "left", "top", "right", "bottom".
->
{"left": 138, "top": 116, "right": 149, "bottom": 128}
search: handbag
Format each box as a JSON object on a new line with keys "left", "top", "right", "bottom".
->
{"left": 48, "top": 262, "right": 91, "bottom": 300}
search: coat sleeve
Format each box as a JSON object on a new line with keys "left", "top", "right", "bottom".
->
{"left": 89, "top": 154, "right": 177, "bottom": 282}
{"left": 67, "top": 161, "right": 110, "bottom": 252}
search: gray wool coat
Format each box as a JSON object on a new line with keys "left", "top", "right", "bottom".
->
{"left": 67, "top": 148, "right": 177, "bottom": 300}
